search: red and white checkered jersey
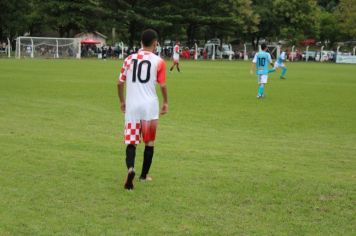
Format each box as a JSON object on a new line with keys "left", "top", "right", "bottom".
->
{"left": 119, "top": 51, "right": 166, "bottom": 121}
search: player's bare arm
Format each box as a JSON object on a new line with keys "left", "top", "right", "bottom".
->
{"left": 250, "top": 63, "right": 256, "bottom": 75}
{"left": 160, "top": 84, "right": 168, "bottom": 115}
{"left": 117, "top": 81, "right": 126, "bottom": 113}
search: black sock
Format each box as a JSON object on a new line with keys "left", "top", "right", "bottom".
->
{"left": 140, "top": 146, "right": 154, "bottom": 179}
{"left": 177, "top": 65, "right": 180, "bottom": 72}
{"left": 170, "top": 66, "right": 173, "bottom": 71}
{"left": 125, "top": 144, "right": 136, "bottom": 169}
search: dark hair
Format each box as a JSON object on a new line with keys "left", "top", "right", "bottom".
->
{"left": 261, "top": 43, "right": 267, "bottom": 50}
{"left": 141, "top": 29, "right": 158, "bottom": 47}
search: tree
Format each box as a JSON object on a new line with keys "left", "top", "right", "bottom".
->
{"left": 248, "top": 0, "right": 320, "bottom": 48}
{"left": 102, "top": 0, "right": 176, "bottom": 47}
{"left": 335, "top": 0, "right": 356, "bottom": 40}
{"left": 0, "top": 0, "right": 31, "bottom": 41}
{"left": 249, "top": 0, "right": 278, "bottom": 49}
{"left": 35, "top": 0, "right": 106, "bottom": 37}
{"left": 2, "top": 0, "right": 348, "bottom": 48}
{"left": 206, "top": 0, "right": 259, "bottom": 44}
{"left": 164, "top": 0, "right": 258, "bottom": 46}
{"left": 317, "top": 0, "right": 339, "bottom": 11}
{"left": 319, "top": 10, "right": 340, "bottom": 47}
{"left": 273, "top": 0, "right": 320, "bottom": 45}
{"left": 103, "top": 0, "right": 259, "bottom": 47}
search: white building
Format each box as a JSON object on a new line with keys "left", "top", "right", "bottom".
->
{"left": 74, "top": 31, "right": 107, "bottom": 47}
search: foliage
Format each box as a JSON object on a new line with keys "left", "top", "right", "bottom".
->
{"left": 273, "top": 0, "right": 320, "bottom": 44}
{"left": 319, "top": 10, "right": 340, "bottom": 47}
{"left": 35, "top": 0, "right": 107, "bottom": 37}
{"left": 0, "top": 0, "right": 355, "bottom": 46}
{"left": 0, "top": 0, "right": 31, "bottom": 40}
{"left": 318, "top": 0, "right": 339, "bottom": 11}
{"left": 335, "top": 0, "right": 356, "bottom": 40}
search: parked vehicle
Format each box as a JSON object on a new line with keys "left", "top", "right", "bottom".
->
{"left": 204, "top": 39, "right": 234, "bottom": 59}
{"left": 189, "top": 47, "right": 203, "bottom": 58}
{"left": 221, "top": 44, "right": 234, "bottom": 59}
{"left": 302, "top": 51, "right": 317, "bottom": 61}
{"left": 315, "top": 51, "right": 335, "bottom": 62}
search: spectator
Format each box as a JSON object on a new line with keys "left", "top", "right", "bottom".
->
{"left": 26, "top": 45, "right": 32, "bottom": 56}
{"left": 101, "top": 46, "right": 107, "bottom": 59}
{"left": 234, "top": 50, "right": 239, "bottom": 59}
{"left": 203, "top": 49, "right": 207, "bottom": 59}
{"left": 1, "top": 42, "right": 6, "bottom": 52}
{"left": 108, "top": 46, "right": 112, "bottom": 58}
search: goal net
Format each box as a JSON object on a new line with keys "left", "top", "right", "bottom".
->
{"left": 16, "top": 37, "right": 81, "bottom": 59}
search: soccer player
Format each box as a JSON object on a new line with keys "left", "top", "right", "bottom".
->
{"left": 169, "top": 41, "right": 180, "bottom": 72}
{"left": 274, "top": 50, "right": 288, "bottom": 79}
{"left": 250, "top": 43, "right": 274, "bottom": 98}
{"left": 117, "top": 29, "right": 168, "bottom": 190}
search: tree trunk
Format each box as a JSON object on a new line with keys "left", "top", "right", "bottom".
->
{"left": 128, "top": 0, "right": 138, "bottom": 48}
{"left": 186, "top": 23, "right": 196, "bottom": 47}
{"left": 59, "top": 27, "right": 65, "bottom": 38}
{"left": 66, "top": 28, "right": 70, "bottom": 38}
{"left": 251, "top": 37, "right": 256, "bottom": 51}
{"left": 128, "top": 21, "right": 136, "bottom": 48}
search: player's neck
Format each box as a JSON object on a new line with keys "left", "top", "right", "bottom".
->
{"left": 142, "top": 47, "right": 155, "bottom": 53}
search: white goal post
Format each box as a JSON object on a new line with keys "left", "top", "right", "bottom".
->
{"left": 16, "top": 36, "right": 81, "bottom": 59}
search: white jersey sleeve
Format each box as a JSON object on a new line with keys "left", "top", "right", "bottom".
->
{"left": 252, "top": 53, "right": 257, "bottom": 63}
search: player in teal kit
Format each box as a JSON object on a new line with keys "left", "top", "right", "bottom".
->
{"left": 250, "top": 43, "right": 274, "bottom": 98}
{"left": 274, "top": 50, "right": 287, "bottom": 79}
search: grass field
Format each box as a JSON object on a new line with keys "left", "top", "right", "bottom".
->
{"left": 0, "top": 59, "right": 355, "bottom": 235}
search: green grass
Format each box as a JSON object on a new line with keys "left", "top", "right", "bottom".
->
{"left": 0, "top": 59, "right": 355, "bottom": 235}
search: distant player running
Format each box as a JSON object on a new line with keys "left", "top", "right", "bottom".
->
{"left": 251, "top": 43, "right": 274, "bottom": 98}
{"left": 274, "top": 50, "right": 288, "bottom": 79}
{"left": 117, "top": 29, "right": 168, "bottom": 190}
{"left": 169, "top": 41, "right": 180, "bottom": 72}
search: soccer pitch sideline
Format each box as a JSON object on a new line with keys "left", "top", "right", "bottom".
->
{"left": 0, "top": 59, "right": 355, "bottom": 235}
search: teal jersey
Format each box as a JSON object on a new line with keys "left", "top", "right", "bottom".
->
{"left": 253, "top": 51, "right": 272, "bottom": 75}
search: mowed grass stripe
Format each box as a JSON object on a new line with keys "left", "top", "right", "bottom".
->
{"left": 0, "top": 59, "right": 355, "bottom": 235}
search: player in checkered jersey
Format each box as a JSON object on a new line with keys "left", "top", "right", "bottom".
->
{"left": 169, "top": 41, "right": 180, "bottom": 72}
{"left": 117, "top": 29, "right": 168, "bottom": 190}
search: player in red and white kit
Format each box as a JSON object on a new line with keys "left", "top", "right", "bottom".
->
{"left": 117, "top": 29, "right": 168, "bottom": 190}
{"left": 169, "top": 41, "right": 180, "bottom": 72}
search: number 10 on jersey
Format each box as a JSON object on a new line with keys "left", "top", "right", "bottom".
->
{"left": 132, "top": 59, "right": 151, "bottom": 83}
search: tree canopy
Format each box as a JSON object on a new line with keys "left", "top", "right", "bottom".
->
{"left": 0, "top": 0, "right": 354, "bottom": 48}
